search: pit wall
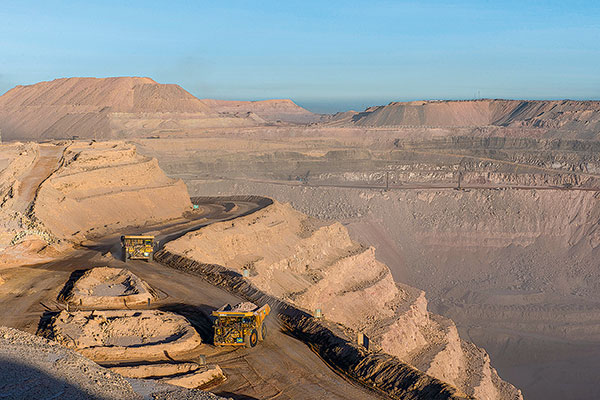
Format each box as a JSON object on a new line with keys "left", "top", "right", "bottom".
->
{"left": 154, "top": 250, "right": 470, "bottom": 400}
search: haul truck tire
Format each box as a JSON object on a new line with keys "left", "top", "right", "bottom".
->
{"left": 261, "top": 323, "right": 267, "bottom": 341}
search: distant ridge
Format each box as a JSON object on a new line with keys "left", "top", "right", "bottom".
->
{"left": 0, "top": 77, "right": 215, "bottom": 140}
{"left": 325, "top": 99, "right": 600, "bottom": 137}
{"left": 199, "top": 98, "right": 321, "bottom": 124}
{"left": 0, "top": 77, "right": 323, "bottom": 140}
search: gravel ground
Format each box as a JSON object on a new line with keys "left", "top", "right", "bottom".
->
{"left": 0, "top": 326, "right": 227, "bottom": 400}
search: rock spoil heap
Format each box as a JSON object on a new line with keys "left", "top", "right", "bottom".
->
{"left": 326, "top": 99, "right": 600, "bottom": 137}
{"left": 61, "top": 267, "right": 156, "bottom": 309}
{"left": 0, "top": 77, "right": 307, "bottom": 141}
{"left": 164, "top": 201, "right": 522, "bottom": 399}
{"left": 199, "top": 99, "right": 321, "bottom": 124}
{"left": 46, "top": 309, "right": 202, "bottom": 362}
{"left": 45, "top": 268, "right": 225, "bottom": 390}
{"left": 0, "top": 77, "right": 214, "bottom": 140}
{"left": 0, "top": 142, "right": 66, "bottom": 266}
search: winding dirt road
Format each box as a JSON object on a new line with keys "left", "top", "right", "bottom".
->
{"left": 0, "top": 197, "right": 384, "bottom": 400}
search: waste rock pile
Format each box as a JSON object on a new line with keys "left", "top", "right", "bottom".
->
{"left": 61, "top": 267, "right": 156, "bottom": 309}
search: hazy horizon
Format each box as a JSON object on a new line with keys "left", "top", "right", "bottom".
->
{"left": 2, "top": 1, "right": 599, "bottom": 114}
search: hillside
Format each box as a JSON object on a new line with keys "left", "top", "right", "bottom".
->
{"left": 164, "top": 201, "right": 522, "bottom": 399}
{"left": 326, "top": 99, "right": 600, "bottom": 137}
{"left": 0, "top": 140, "right": 192, "bottom": 266}
{"left": 0, "top": 77, "right": 260, "bottom": 141}
{"left": 32, "top": 141, "right": 192, "bottom": 240}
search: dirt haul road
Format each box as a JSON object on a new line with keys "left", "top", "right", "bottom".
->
{"left": 0, "top": 197, "right": 383, "bottom": 400}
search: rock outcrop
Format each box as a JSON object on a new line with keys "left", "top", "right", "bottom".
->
{"left": 32, "top": 141, "right": 192, "bottom": 240}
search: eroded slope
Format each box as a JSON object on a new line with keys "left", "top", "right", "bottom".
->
{"left": 32, "top": 141, "right": 192, "bottom": 240}
{"left": 0, "top": 77, "right": 260, "bottom": 140}
{"left": 327, "top": 99, "right": 600, "bottom": 138}
{"left": 164, "top": 201, "right": 522, "bottom": 399}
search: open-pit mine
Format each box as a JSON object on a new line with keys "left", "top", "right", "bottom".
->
{"left": 2, "top": 76, "right": 600, "bottom": 400}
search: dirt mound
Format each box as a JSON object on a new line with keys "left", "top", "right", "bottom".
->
{"left": 0, "top": 326, "right": 225, "bottom": 400}
{"left": 32, "top": 141, "right": 192, "bottom": 240}
{"left": 326, "top": 99, "right": 600, "bottom": 137}
{"left": 0, "top": 77, "right": 266, "bottom": 140}
{"left": 45, "top": 309, "right": 202, "bottom": 363}
{"left": 200, "top": 99, "right": 321, "bottom": 124}
{"left": 164, "top": 201, "right": 521, "bottom": 399}
{"left": 111, "top": 363, "right": 225, "bottom": 390}
{"left": 61, "top": 267, "right": 156, "bottom": 309}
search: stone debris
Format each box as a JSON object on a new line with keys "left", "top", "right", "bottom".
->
{"left": 0, "top": 326, "right": 226, "bottom": 400}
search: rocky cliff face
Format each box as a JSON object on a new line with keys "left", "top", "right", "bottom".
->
{"left": 165, "top": 201, "right": 522, "bottom": 399}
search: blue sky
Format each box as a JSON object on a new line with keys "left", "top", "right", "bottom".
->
{"left": 1, "top": 1, "right": 599, "bottom": 113}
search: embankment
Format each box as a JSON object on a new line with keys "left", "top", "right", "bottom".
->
{"left": 154, "top": 249, "right": 470, "bottom": 400}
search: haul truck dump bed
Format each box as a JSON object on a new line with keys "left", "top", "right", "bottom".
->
{"left": 121, "top": 235, "right": 155, "bottom": 262}
{"left": 212, "top": 302, "right": 270, "bottom": 347}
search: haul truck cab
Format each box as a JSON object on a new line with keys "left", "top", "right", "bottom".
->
{"left": 212, "top": 302, "right": 270, "bottom": 348}
{"left": 121, "top": 235, "right": 155, "bottom": 262}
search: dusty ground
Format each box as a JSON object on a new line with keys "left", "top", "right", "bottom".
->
{"left": 0, "top": 197, "right": 383, "bottom": 400}
{"left": 0, "top": 326, "right": 227, "bottom": 400}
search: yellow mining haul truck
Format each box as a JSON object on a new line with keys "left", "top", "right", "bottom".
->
{"left": 121, "top": 235, "right": 155, "bottom": 262}
{"left": 212, "top": 302, "right": 270, "bottom": 348}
